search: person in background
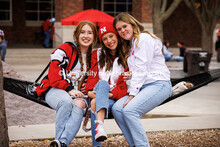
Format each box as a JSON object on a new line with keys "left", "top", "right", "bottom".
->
{"left": 163, "top": 40, "right": 173, "bottom": 61}
{"left": 36, "top": 21, "right": 98, "bottom": 147}
{"left": 177, "top": 41, "right": 187, "bottom": 57}
{"left": 49, "top": 18, "right": 55, "bottom": 48}
{"left": 42, "top": 17, "right": 54, "bottom": 48}
{"left": 0, "top": 29, "right": 7, "bottom": 61}
{"left": 112, "top": 12, "right": 172, "bottom": 147}
{"left": 86, "top": 23, "right": 128, "bottom": 146}
{"left": 215, "top": 29, "right": 220, "bottom": 62}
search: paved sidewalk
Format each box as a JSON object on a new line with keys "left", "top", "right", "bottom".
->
{"left": 8, "top": 116, "right": 220, "bottom": 140}
{"left": 5, "top": 48, "right": 220, "bottom": 141}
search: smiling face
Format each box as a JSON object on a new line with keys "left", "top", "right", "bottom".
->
{"left": 115, "top": 21, "right": 133, "bottom": 41}
{"left": 78, "top": 24, "right": 94, "bottom": 50}
{"left": 102, "top": 32, "right": 118, "bottom": 53}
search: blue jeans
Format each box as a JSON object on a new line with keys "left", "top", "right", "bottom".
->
{"left": 90, "top": 80, "right": 116, "bottom": 147}
{"left": 164, "top": 55, "right": 172, "bottom": 61}
{"left": 0, "top": 40, "right": 7, "bottom": 61}
{"left": 173, "top": 56, "right": 184, "bottom": 61}
{"left": 112, "top": 80, "right": 172, "bottom": 147}
{"left": 45, "top": 87, "right": 87, "bottom": 146}
{"left": 43, "top": 31, "right": 50, "bottom": 48}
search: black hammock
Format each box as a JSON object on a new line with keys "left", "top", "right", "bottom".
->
{"left": 3, "top": 68, "right": 220, "bottom": 109}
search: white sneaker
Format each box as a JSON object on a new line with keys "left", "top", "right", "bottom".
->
{"left": 95, "top": 120, "right": 107, "bottom": 142}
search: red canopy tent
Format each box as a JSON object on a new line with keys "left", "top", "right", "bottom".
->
{"left": 61, "top": 9, "right": 114, "bottom": 26}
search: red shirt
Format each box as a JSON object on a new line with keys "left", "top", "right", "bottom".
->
{"left": 42, "top": 19, "right": 52, "bottom": 31}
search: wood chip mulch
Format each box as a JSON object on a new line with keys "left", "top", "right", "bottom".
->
{"left": 9, "top": 129, "right": 220, "bottom": 147}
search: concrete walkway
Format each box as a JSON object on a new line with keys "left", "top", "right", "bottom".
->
{"left": 5, "top": 48, "right": 220, "bottom": 141}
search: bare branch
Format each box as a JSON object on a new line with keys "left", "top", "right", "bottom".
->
{"left": 184, "top": 0, "right": 195, "bottom": 11}
{"left": 161, "top": 0, "right": 167, "bottom": 14}
{"left": 214, "top": 0, "right": 220, "bottom": 18}
{"left": 160, "top": 0, "right": 182, "bottom": 21}
{"left": 201, "top": 0, "right": 211, "bottom": 18}
{"left": 184, "top": 0, "right": 204, "bottom": 26}
{"left": 184, "top": 0, "right": 219, "bottom": 51}
{"left": 184, "top": 0, "right": 190, "bottom": 8}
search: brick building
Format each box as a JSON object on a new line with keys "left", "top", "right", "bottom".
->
{"left": 0, "top": 0, "right": 214, "bottom": 48}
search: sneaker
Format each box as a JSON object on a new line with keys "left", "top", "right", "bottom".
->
{"left": 50, "top": 140, "right": 61, "bottom": 147}
{"left": 95, "top": 120, "right": 107, "bottom": 142}
{"left": 60, "top": 142, "right": 67, "bottom": 147}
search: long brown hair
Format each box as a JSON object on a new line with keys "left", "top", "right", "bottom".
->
{"left": 99, "top": 34, "right": 128, "bottom": 71}
{"left": 113, "top": 12, "right": 158, "bottom": 49}
{"left": 73, "top": 21, "right": 98, "bottom": 79}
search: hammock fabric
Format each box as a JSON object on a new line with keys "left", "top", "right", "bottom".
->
{"left": 3, "top": 69, "right": 220, "bottom": 109}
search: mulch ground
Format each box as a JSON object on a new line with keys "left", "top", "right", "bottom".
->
{"left": 9, "top": 129, "right": 220, "bottom": 147}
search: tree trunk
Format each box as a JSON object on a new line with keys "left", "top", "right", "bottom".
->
{"left": 184, "top": 0, "right": 220, "bottom": 53}
{"left": 201, "top": 25, "right": 214, "bottom": 53}
{"left": 200, "top": 23, "right": 214, "bottom": 53}
{"left": 153, "top": 18, "right": 163, "bottom": 40}
{"left": 151, "top": 0, "right": 182, "bottom": 41}
{"left": 152, "top": 0, "right": 163, "bottom": 40}
{"left": 197, "top": 13, "right": 215, "bottom": 53}
{"left": 0, "top": 60, "right": 9, "bottom": 147}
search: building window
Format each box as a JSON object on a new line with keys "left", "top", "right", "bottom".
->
{"left": 25, "top": 0, "right": 55, "bottom": 22}
{"left": 0, "top": 0, "right": 12, "bottom": 21}
{"left": 101, "top": 0, "right": 132, "bottom": 16}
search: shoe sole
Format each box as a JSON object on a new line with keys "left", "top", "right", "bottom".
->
{"left": 95, "top": 135, "right": 107, "bottom": 142}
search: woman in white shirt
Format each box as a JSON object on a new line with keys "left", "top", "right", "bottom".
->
{"left": 112, "top": 12, "right": 172, "bottom": 147}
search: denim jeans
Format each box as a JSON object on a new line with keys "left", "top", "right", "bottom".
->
{"left": 164, "top": 55, "right": 172, "bottom": 61}
{"left": 90, "top": 80, "right": 116, "bottom": 147}
{"left": 173, "top": 56, "right": 184, "bottom": 61}
{"left": 112, "top": 80, "right": 172, "bottom": 147}
{"left": 0, "top": 40, "right": 7, "bottom": 61}
{"left": 45, "top": 87, "right": 87, "bottom": 146}
{"left": 43, "top": 31, "right": 50, "bottom": 48}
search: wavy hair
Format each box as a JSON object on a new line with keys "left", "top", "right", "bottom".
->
{"left": 73, "top": 21, "right": 98, "bottom": 80}
{"left": 113, "top": 12, "right": 158, "bottom": 49}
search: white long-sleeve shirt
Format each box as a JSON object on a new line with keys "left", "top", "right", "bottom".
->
{"left": 127, "top": 33, "right": 170, "bottom": 96}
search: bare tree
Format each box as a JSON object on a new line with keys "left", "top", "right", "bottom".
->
{"left": 149, "top": 0, "right": 182, "bottom": 40}
{"left": 184, "top": 0, "right": 220, "bottom": 52}
{"left": 0, "top": 60, "right": 9, "bottom": 147}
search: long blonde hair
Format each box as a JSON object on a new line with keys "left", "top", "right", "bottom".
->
{"left": 113, "top": 12, "right": 158, "bottom": 49}
{"left": 73, "top": 21, "right": 98, "bottom": 81}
